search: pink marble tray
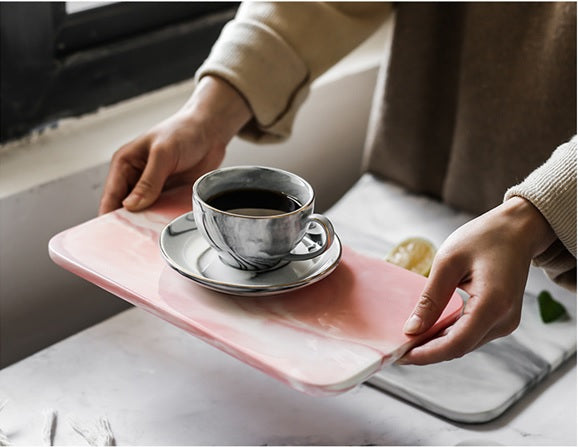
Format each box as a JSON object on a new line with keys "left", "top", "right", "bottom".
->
{"left": 49, "top": 187, "right": 463, "bottom": 395}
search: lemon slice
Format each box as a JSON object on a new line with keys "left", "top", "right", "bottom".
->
{"left": 385, "top": 237, "right": 436, "bottom": 277}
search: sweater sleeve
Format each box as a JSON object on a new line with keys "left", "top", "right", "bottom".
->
{"left": 194, "top": 2, "right": 392, "bottom": 142}
{"left": 504, "top": 136, "right": 577, "bottom": 290}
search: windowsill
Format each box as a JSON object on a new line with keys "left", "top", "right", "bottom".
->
{"left": 0, "top": 17, "right": 392, "bottom": 200}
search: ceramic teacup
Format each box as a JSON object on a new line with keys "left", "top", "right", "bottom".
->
{"left": 192, "top": 166, "right": 335, "bottom": 271}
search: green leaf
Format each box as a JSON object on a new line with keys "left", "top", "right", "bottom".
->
{"left": 537, "top": 290, "right": 568, "bottom": 323}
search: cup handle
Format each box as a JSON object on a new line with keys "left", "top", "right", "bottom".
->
{"left": 282, "top": 214, "right": 335, "bottom": 262}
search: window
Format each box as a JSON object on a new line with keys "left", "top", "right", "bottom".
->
{"left": 0, "top": 2, "right": 238, "bottom": 143}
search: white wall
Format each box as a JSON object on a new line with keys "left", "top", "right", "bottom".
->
{"left": 0, "top": 20, "right": 392, "bottom": 367}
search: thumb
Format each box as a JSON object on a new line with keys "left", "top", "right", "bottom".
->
{"left": 123, "top": 147, "right": 172, "bottom": 211}
{"left": 403, "top": 255, "right": 463, "bottom": 335}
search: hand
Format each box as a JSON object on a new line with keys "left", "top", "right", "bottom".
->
{"left": 99, "top": 76, "right": 252, "bottom": 215}
{"left": 399, "top": 197, "right": 557, "bottom": 365}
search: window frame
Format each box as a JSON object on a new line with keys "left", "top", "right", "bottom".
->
{"left": 0, "top": 1, "right": 238, "bottom": 143}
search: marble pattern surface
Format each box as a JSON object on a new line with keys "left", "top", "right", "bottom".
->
{"left": 1, "top": 174, "right": 575, "bottom": 445}
{"left": 192, "top": 166, "right": 335, "bottom": 270}
{"left": 328, "top": 174, "right": 577, "bottom": 423}
{"left": 159, "top": 211, "right": 342, "bottom": 295}
{"left": 1, "top": 308, "right": 574, "bottom": 445}
{"left": 48, "top": 186, "right": 462, "bottom": 396}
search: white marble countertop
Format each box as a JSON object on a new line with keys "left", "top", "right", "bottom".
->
{"left": 0, "top": 307, "right": 576, "bottom": 446}
{"left": 1, "top": 175, "right": 575, "bottom": 445}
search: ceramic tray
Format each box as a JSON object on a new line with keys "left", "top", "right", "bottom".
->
{"left": 49, "top": 186, "right": 462, "bottom": 396}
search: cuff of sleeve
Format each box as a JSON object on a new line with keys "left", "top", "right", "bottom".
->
{"left": 195, "top": 19, "right": 310, "bottom": 141}
{"left": 504, "top": 137, "right": 577, "bottom": 258}
{"left": 532, "top": 239, "right": 577, "bottom": 292}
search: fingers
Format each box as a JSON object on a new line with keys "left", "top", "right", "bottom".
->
{"left": 403, "top": 253, "right": 465, "bottom": 335}
{"left": 399, "top": 294, "right": 490, "bottom": 364}
{"left": 398, "top": 285, "right": 522, "bottom": 365}
{"left": 98, "top": 138, "right": 176, "bottom": 214}
{"left": 99, "top": 143, "right": 145, "bottom": 215}
{"left": 394, "top": 205, "right": 533, "bottom": 366}
{"left": 122, "top": 144, "right": 174, "bottom": 211}
{"left": 97, "top": 78, "right": 241, "bottom": 215}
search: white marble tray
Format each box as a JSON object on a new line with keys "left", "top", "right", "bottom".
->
{"left": 327, "top": 174, "right": 577, "bottom": 423}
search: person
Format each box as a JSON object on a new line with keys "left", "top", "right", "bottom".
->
{"left": 99, "top": 3, "right": 576, "bottom": 365}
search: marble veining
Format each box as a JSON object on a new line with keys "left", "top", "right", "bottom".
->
{"left": 192, "top": 166, "right": 334, "bottom": 271}
{"left": 328, "top": 174, "right": 577, "bottom": 423}
{"left": 46, "top": 175, "right": 576, "bottom": 424}
{"left": 159, "top": 211, "right": 342, "bottom": 296}
{"left": 49, "top": 185, "right": 463, "bottom": 396}
{"left": 1, "top": 174, "right": 574, "bottom": 445}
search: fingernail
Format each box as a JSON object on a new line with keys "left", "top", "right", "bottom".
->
{"left": 123, "top": 194, "right": 143, "bottom": 210}
{"left": 396, "top": 357, "right": 409, "bottom": 365}
{"left": 403, "top": 314, "right": 423, "bottom": 334}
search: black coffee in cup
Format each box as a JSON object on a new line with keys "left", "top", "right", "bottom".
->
{"left": 207, "top": 188, "right": 301, "bottom": 217}
{"left": 193, "top": 166, "right": 335, "bottom": 271}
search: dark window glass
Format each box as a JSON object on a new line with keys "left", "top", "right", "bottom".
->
{"left": 0, "top": 2, "right": 238, "bottom": 143}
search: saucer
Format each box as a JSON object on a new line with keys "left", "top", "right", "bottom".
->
{"left": 159, "top": 212, "right": 342, "bottom": 296}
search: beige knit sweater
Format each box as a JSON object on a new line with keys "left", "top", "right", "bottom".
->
{"left": 195, "top": 2, "right": 576, "bottom": 289}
